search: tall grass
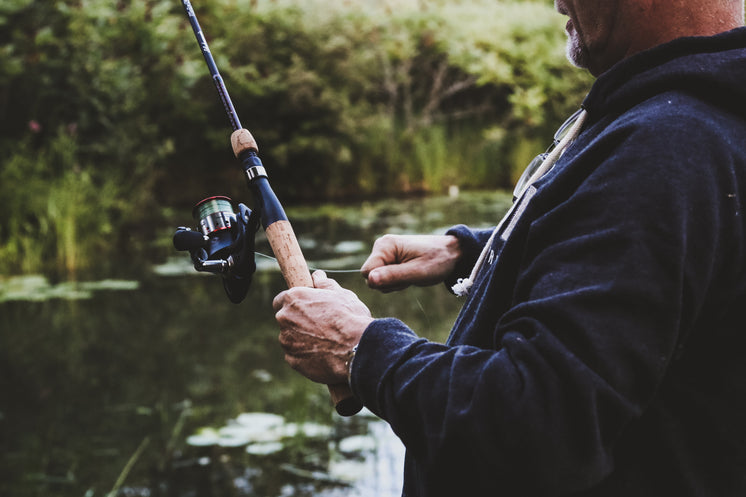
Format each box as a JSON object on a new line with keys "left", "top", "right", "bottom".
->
{"left": 0, "top": 129, "right": 129, "bottom": 277}
{"left": 353, "top": 121, "right": 532, "bottom": 196}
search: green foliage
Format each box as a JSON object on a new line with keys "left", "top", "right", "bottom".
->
{"left": 0, "top": 0, "right": 193, "bottom": 275}
{"left": 186, "top": 0, "right": 591, "bottom": 197}
{"left": 0, "top": 128, "right": 135, "bottom": 276}
{"left": 0, "top": 0, "right": 593, "bottom": 275}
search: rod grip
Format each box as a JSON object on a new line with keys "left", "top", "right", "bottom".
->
{"left": 265, "top": 221, "right": 363, "bottom": 416}
{"left": 265, "top": 220, "right": 313, "bottom": 288}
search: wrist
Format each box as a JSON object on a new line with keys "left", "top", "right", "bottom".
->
{"left": 345, "top": 344, "right": 358, "bottom": 387}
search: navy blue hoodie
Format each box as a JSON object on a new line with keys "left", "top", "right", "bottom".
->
{"left": 350, "top": 28, "right": 746, "bottom": 496}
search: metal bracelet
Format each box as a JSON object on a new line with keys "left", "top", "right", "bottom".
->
{"left": 345, "top": 345, "right": 358, "bottom": 387}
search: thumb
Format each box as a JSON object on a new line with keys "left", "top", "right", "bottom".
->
{"left": 311, "top": 270, "right": 342, "bottom": 290}
{"left": 366, "top": 265, "right": 411, "bottom": 292}
{"left": 360, "top": 253, "right": 386, "bottom": 278}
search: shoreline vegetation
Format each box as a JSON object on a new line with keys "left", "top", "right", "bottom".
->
{"left": 0, "top": 0, "right": 592, "bottom": 276}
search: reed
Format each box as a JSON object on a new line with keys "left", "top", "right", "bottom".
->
{"left": 0, "top": 130, "right": 135, "bottom": 277}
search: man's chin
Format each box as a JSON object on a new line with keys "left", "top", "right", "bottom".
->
{"left": 566, "top": 39, "right": 590, "bottom": 70}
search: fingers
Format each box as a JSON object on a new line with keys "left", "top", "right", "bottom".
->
{"left": 273, "top": 272, "right": 336, "bottom": 312}
{"left": 360, "top": 253, "right": 386, "bottom": 279}
{"left": 360, "top": 235, "right": 409, "bottom": 291}
{"left": 360, "top": 234, "right": 398, "bottom": 277}
{"left": 361, "top": 234, "right": 462, "bottom": 292}
{"left": 273, "top": 272, "right": 360, "bottom": 318}
{"left": 272, "top": 290, "right": 286, "bottom": 312}
{"left": 274, "top": 276, "right": 371, "bottom": 385}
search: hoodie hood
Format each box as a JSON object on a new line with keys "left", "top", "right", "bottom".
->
{"left": 582, "top": 27, "right": 746, "bottom": 126}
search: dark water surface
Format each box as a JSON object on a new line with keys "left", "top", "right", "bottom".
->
{"left": 0, "top": 192, "right": 510, "bottom": 497}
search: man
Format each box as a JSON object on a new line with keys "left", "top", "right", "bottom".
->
{"left": 273, "top": 0, "right": 746, "bottom": 495}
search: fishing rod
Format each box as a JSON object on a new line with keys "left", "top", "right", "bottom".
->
{"left": 173, "top": 0, "right": 362, "bottom": 417}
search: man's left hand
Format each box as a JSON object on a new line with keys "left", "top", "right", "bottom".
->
{"left": 273, "top": 271, "right": 374, "bottom": 385}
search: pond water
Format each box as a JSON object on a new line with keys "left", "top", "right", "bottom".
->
{"left": 0, "top": 191, "right": 511, "bottom": 497}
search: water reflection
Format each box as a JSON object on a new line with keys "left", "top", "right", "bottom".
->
{"left": 177, "top": 408, "right": 405, "bottom": 496}
{"left": 0, "top": 275, "right": 139, "bottom": 302}
{"left": 0, "top": 191, "right": 510, "bottom": 497}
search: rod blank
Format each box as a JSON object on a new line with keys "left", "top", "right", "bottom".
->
{"left": 181, "top": 0, "right": 242, "bottom": 131}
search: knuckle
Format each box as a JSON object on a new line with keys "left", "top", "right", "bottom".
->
{"left": 374, "top": 234, "right": 393, "bottom": 248}
{"left": 380, "top": 233, "right": 397, "bottom": 244}
{"left": 285, "top": 355, "right": 300, "bottom": 371}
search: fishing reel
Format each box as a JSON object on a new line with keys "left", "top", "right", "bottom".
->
{"left": 173, "top": 196, "right": 260, "bottom": 304}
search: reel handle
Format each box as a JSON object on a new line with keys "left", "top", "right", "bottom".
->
{"left": 233, "top": 129, "right": 363, "bottom": 417}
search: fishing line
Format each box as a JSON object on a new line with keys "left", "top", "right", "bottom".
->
{"left": 255, "top": 252, "right": 432, "bottom": 326}
{"left": 254, "top": 251, "right": 362, "bottom": 274}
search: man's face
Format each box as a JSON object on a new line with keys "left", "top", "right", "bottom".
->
{"left": 555, "top": 0, "right": 629, "bottom": 75}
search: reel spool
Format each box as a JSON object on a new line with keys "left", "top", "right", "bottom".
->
{"left": 193, "top": 196, "right": 237, "bottom": 260}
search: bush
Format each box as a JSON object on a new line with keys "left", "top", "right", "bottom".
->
{"left": 0, "top": 0, "right": 193, "bottom": 275}
{"left": 177, "top": 0, "right": 591, "bottom": 198}
{"left": 0, "top": 0, "right": 593, "bottom": 275}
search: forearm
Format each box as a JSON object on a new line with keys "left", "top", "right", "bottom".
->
{"left": 348, "top": 314, "right": 659, "bottom": 494}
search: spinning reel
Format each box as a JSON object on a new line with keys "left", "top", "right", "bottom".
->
{"left": 173, "top": 196, "right": 260, "bottom": 304}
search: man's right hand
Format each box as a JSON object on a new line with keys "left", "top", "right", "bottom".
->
{"left": 360, "top": 234, "right": 462, "bottom": 292}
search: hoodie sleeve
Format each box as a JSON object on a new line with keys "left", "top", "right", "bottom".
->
{"left": 348, "top": 99, "right": 741, "bottom": 494}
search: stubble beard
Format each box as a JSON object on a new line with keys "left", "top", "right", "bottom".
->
{"left": 565, "top": 24, "right": 590, "bottom": 70}
{"left": 565, "top": 31, "right": 589, "bottom": 69}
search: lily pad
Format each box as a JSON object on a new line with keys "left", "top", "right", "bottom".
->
{"left": 338, "top": 435, "right": 378, "bottom": 454}
{"left": 185, "top": 412, "right": 338, "bottom": 450}
{"left": 186, "top": 428, "right": 221, "bottom": 447}
{"left": 0, "top": 275, "right": 139, "bottom": 302}
{"left": 246, "top": 441, "right": 284, "bottom": 455}
{"left": 328, "top": 459, "right": 369, "bottom": 482}
{"left": 282, "top": 422, "right": 333, "bottom": 439}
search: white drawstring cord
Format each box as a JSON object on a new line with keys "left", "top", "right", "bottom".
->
{"left": 452, "top": 110, "right": 588, "bottom": 297}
